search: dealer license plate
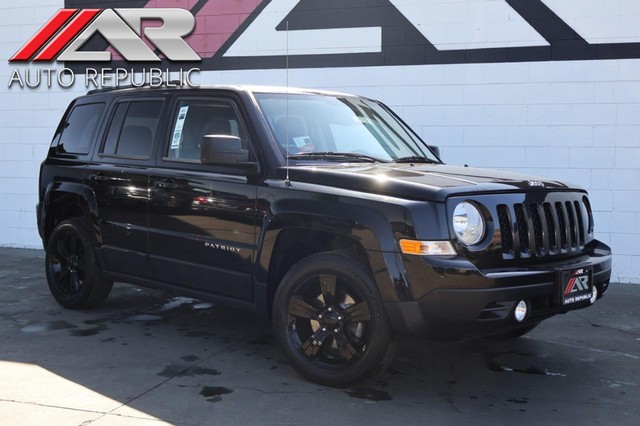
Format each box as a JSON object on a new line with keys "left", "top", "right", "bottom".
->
{"left": 558, "top": 267, "right": 593, "bottom": 305}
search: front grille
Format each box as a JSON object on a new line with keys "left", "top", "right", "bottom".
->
{"left": 497, "top": 197, "right": 588, "bottom": 259}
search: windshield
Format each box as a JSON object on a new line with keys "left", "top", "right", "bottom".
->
{"left": 254, "top": 93, "right": 439, "bottom": 162}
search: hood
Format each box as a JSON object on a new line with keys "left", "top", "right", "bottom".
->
{"left": 284, "top": 163, "right": 580, "bottom": 201}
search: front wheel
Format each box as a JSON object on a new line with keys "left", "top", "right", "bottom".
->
{"left": 45, "top": 219, "right": 113, "bottom": 309}
{"left": 273, "top": 253, "right": 393, "bottom": 387}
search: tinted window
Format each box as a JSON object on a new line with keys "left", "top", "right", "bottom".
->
{"left": 102, "top": 101, "right": 162, "bottom": 158}
{"left": 58, "top": 103, "right": 105, "bottom": 154}
{"left": 102, "top": 102, "right": 128, "bottom": 155}
{"left": 166, "top": 100, "right": 246, "bottom": 161}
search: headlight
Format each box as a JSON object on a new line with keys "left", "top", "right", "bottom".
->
{"left": 452, "top": 202, "right": 485, "bottom": 245}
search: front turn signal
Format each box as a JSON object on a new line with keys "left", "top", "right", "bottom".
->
{"left": 399, "top": 239, "right": 456, "bottom": 256}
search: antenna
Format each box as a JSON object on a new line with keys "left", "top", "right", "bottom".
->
{"left": 284, "top": 20, "right": 291, "bottom": 187}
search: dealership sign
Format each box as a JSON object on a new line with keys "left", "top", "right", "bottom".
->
{"left": 8, "top": 8, "right": 201, "bottom": 89}
{"left": 10, "top": 8, "right": 199, "bottom": 62}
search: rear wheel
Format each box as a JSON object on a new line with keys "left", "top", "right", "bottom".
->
{"left": 273, "top": 253, "right": 393, "bottom": 387}
{"left": 45, "top": 219, "right": 113, "bottom": 309}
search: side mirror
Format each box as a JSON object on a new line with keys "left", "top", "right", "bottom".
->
{"left": 201, "top": 135, "right": 249, "bottom": 165}
{"left": 427, "top": 145, "right": 441, "bottom": 158}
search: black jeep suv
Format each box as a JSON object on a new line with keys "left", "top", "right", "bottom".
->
{"left": 37, "top": 85, "right": 612, "bottom": 386}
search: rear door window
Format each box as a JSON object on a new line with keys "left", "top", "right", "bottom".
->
{"left": 101, "top": 100, "right": 163, "bottom": 159}
{"left": 57, "top": 103, "right": 105, "bottom": 155}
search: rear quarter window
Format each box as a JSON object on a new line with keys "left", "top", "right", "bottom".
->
{"left": 57, "top": 102, "right": 105, "bottom": 155}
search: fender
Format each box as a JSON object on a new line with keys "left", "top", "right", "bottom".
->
{"left": 254, "top": 185, "right": 416, "bottom": 313}
{"left": 43, "top": 181, "right": 102, "bottom": 244}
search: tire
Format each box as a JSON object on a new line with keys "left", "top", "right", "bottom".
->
{"left": 273, "top": 253, "right": 393, "bottom": 387}
{"left": 489, "top": 323, "right": 540, "bottom": 340}
{"left": 45, "top": 218, "right": 113, "bottom": 309}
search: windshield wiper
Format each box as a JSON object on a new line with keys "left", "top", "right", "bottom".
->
{"left": 393, "top": 156, "right": 440, "bottom": 164}
{"left": 287, "top": 152, "right": 386, "bottom": 163}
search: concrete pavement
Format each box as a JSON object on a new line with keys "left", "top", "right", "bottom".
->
{"left": 0, "top": 248, "right": 638, "bottom": 425}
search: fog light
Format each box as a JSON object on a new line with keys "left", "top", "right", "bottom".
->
{"left": 514, "top": 300, "right": 528, "bottom": 322}
{"left": 590, "top": 286, "right": 598, "bottom": 304}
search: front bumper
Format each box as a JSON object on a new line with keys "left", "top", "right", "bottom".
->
{"left": 385, "top": 241, "right": 612, "bottom": 340}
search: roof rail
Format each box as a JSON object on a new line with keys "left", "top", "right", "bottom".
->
{"left": 86, "top": 80, "right": 186, "bottom": 95}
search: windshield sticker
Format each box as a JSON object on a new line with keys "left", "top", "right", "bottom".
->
{"left": 353, "top": 116, "right": 370, "bottom": 124}
{"left": 171, "top": 106, "right": 189, "bottom": 149}
{"left": 292, "top": 136, "right": 312, "bottom": 148}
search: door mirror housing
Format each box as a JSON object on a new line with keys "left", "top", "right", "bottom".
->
{"left": 201, "top": 135, "right": 249, "bottom": 165}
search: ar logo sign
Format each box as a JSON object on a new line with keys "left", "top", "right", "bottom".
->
{"left": 565, "top": 271, "right": 590, "bottom": 295}
{"left": 10, "top": 8, "right": 200, "bottom": 62}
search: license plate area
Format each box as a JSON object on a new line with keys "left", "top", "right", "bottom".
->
{"left": 557, "top": 267, "right": 593, "bottom": 305}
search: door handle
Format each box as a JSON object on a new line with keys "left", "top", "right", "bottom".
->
{"left": 88, "top": 173, "right": 107, "bottom": 182}
{"left": 154, "top": 179, "right": 178, "bottom": 190}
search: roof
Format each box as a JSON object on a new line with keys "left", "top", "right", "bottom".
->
{"left": 85, "top": 83, "right": 356, "bottom": 98}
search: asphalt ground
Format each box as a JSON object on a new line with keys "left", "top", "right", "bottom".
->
{"left": 0, "top": 247, "right": 638, "bottom": 426}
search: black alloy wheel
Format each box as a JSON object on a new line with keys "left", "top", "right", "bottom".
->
{"left": 45, "top": 219, "right": 113, "bottom": 309}
{"left": 288, "top": 273, "right": 371, "bottom": 364}
{"left": 273, "top": 253, "right": 393, "bottom": 387}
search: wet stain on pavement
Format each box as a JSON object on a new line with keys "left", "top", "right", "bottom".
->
{"left": 83, "top": 312, "right": 164, "bottom": 327}
{"left": 68, "top": 327, "right": 102, "bottom": 337}
{"left": 21, "top": 320, "right": 77, "bottom": 333}
{"left": 486, "top": 352, "right": 566, "bottom": 377}
{"left": 200, "top": 386, "right": 233, "bottom": 403}
{"left": 345, "top": 387, "right": 392, "bottom": 402}
{"left": 487, "top": 360, "right": 547, "bottom": 375}
{"left": 507, "top": 398, "right": 529, "bottom": 404}
{"left": 185, "top": 331, "right": 216, "bottom": 337}
{"left": 181, "top": 355, "right": 200, "bottom": 362}
{"left": 157, "top": 364, "right": 221, "bottom": 378}
{"left": 122, "top": 314, "right": 163, "bottom": 322}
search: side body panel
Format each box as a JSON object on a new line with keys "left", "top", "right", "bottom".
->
{"left": 84, "top": 162, "right": 152, "bottom": 277}
{"left": 148, "top": 168, "right": 258, "bottom": 299}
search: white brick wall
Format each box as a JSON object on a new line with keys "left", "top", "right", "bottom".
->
{"left": 1, "top": 2, "right": 86, "bottom": 248}
{"left": 205, "top": 58, "right": 640, "bottom": 284}
{"left": 544, "top": 0, "right": 640, "bottom": 44}
{"left": 1, "top": 1, "right": 639, "bottom": 283}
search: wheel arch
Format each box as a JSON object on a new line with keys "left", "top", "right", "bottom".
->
{"left": 43, "top": 182, "right": 100, "bottom": 246}
{"left": 254, "top": 207, "right": 411, "bottom": 318}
